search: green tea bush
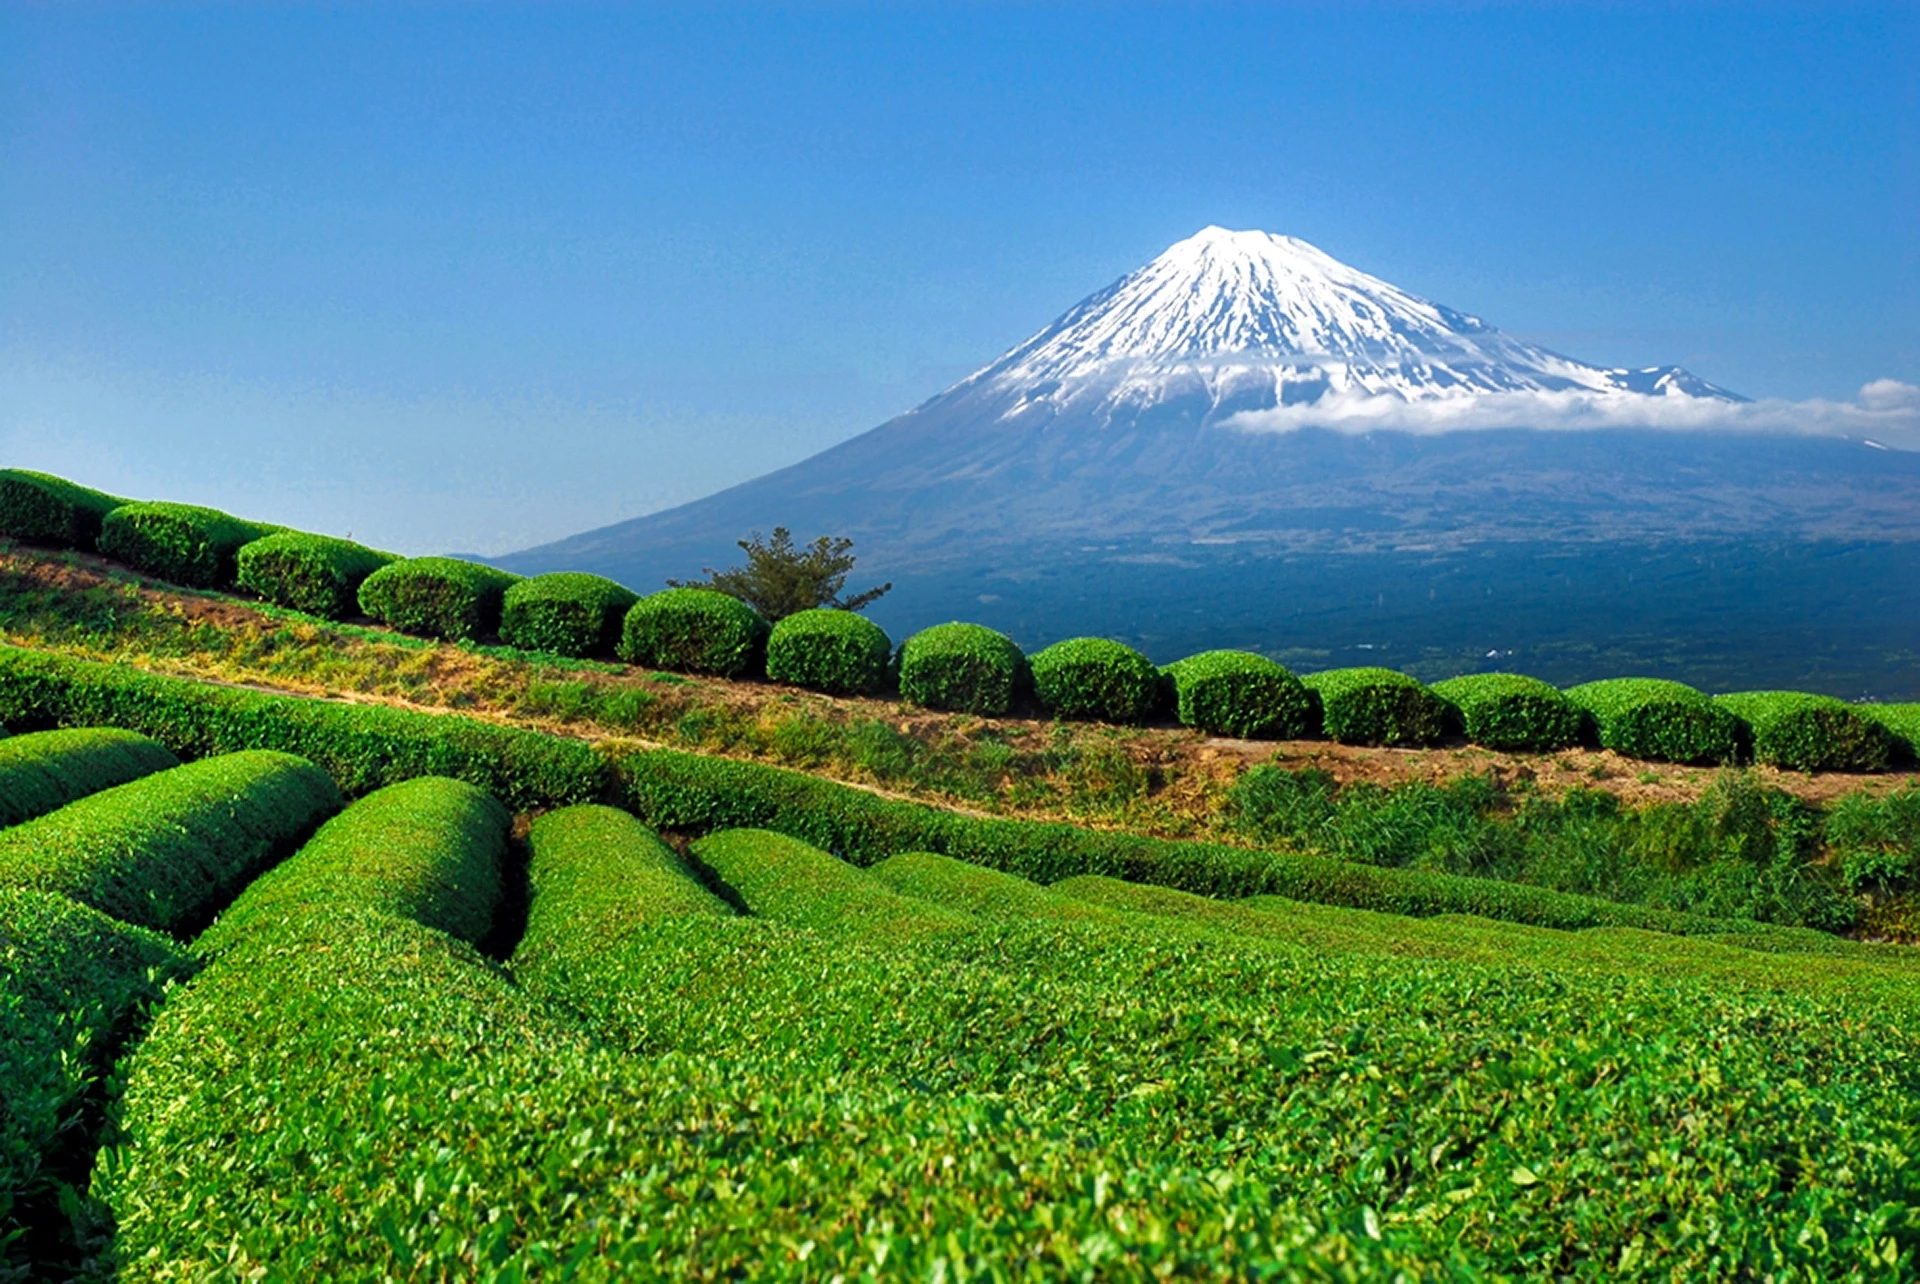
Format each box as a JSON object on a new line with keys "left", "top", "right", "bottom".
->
{"left": 1566, "top": 677, "right": 1742, "bottom": 764}
{"left": 499, "top": 572, "right": 640, "bottom": 658}
{"left": 0, "top": 469, "right": 127, "bottom": 551}
{"left": 0, "top": 750, "right": 340, "bottom": 934}
{"left": 1864, "top": 703, "right": 1920, "bottom": 763}
{"left": 522, "top": 805, "right": 729, "bottom": 938}
{"left": 618, "top": 587, "right": 769, "bottom": 677}
{"left": 1715, "top": 691, "right": 1895, "bottom": 773}
{"left": 1430, "top": 672, "right": 1582, "bottom": 752}
{"left": 897, "top": 622, "right": 1028, "bottom": 715}
{"left": 1029, "top": 637, "right": 1160, "bottom": 723}
{"left": 0, "top": 888, "right": 185, "bottom": 1275}
{"left": 764, "top": 608, "right": 893, "bottom": 695}
{"left": 870, "top": 850, "right": 1141, "bottom": 928}
{"left": 690, "top": 828, "right": 973, "bottom": 943}
{"left": 1301, "top": 666, "right": 1451, "bottom": 746}
{"left": 96, "top": 501, "right": 277, "bottom": 589}
{"left": 1161, "top": 650, "right": 1315, "bottom": 738}
{"left": 355, "top": 555, "right": 520, "bottom": 641}
{"left": 0, "top": 644, "right": 606, "bottom": 809}
{"left": 233, "top": 531, "right": 394, "bottom": 620}
{"left": 0, "top": 727, "right": 180, "bottom": 828}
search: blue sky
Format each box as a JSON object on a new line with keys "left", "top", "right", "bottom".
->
{"left": 3, "top": 2, "right": 1914, "bottom": 553}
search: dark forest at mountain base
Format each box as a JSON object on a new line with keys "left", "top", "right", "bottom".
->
{"left": 862, "top": 539, "right": 1920, "bottom": 700}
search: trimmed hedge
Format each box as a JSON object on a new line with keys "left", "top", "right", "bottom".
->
{"left": 524, "top": 804, "right": 729, "bottom": 931}
{"left": 897, "top": 622, "right": 1028, "bottom": 716}
{"left": 199, "top": 776, "right": 509, "bottom": 956}
{"left": 689, "top": 828, "right": 973, "bottom": 943}
{"left": 0, "top": 889, "right": 186, "bottom": 1272}
{"left": 97, "top": 501, "right": 277, "bottom": 589}
{"left": 0, "top": 750, "right": 341, "bottom": 934}
{"left": 1301, "top": 667, "right": 1451, "bottom": 747}
{"left": 499, "top": 572, "right": 640, "bottom": 658}
{"left": 0, "top": 727, "right": 181, "bottom": 829}
{"left": 0, "top": 644, "right": 606, "bottom": 810}
{"left": 1430, "top": 673, "right": 1582, "bottom": 752}
{"left": 765, "top": 608, "right": 893, "bottom": 696}
{"left": 1029, "top": 637, "right": 1160, "bottom": 723}
{"left": 606, "top": 745, "right": 1813, "bottom": 944}
{"left": 234, "top": 531, "right": 394, "bottom": 620}
{"left": 870, "top": 850, "right": 1141, "bottom": 929}
{"left": 619, "top": 588, "right": 769, "bottom": 678}
{"left": 1715, "top": 692, "right": 1896, "bottom": 773}
{"left": 1865, "top": 704, "right": 1920, "bottom": 763}
{"left": 356, "top": 556, "right": 520, "bottom": 642}
{"left": 0, "top": 469, "right": 127, "bottom": 551}
{"left": 1566, "top": 678, "right": 1742, "bottom": 765}
{"left": 1161, "top": 650, "right": 1315, "bottom": 739}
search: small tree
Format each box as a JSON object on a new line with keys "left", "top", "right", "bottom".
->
{"left": 669, "top": 528, "right": 890, "bottom": 623}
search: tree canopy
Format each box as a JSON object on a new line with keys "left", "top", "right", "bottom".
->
{"left": 669, "top": 528, "right": 890, "bottom": 622}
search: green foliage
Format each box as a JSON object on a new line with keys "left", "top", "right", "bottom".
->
{"left": 765, "top": 607, "right": 894, "bottom": 695}
{"left": 0, "top": 889, "right": 185, "bottom": 1276}
{"left": 1029, "top": 636, "right": 1160, "bottom": 723}
{"left": 355, "top": 555, "right": 520, "bottom": 641}
{"left": 0, "top": 644, "right": 607, "bottom": 810}
{"left": 499, "top": 572, "right": 640, "bottom": 658}
{"left": 619, "top": 587, "right": 769, "bottom": 677}
{"left": 690, "top": 828, "right": 974, "bottom": 943}
{"left": 1864, "top": 703, "right": 1920, "bottom": 763}
{"left": 869, "top": 850, "right": 1141, "bottom": 928}
{"left": 1566, "top": 677, "right": 1742, "bottom": 764}
{"left": 233, "top": 531, "right": 394, "bottom": 620}
{"left": 1161, "top": 650, "right": 1315, "bottom": 739}
{"left": 0, "top": 750, "right": 340, "bottom": 934}
{"left": 669, "top": 526, "right": 890, "bottom": 622}
{"left": 0, "top": 727, "right": 180, "bottom": 829}
{"left": 1301, "top": 666, "right": 1452, "bottom": 746}
{"left": 1430, "top": 672, "right": 1582, "bottom": 752}
{"left": 0, "top": 469, "right": 127, "bottom": 551}
{"left": 1715, "top": 690, "right": 1896, "bottom": 772}
{"left": 96, "top": 501, "right": 277, "bottom": 589}
{"left": 1823, "top": 786, "right": 1920, "bottom": 896}
{"left": 897, "top": 622, "right": 1028, "bottom": 715}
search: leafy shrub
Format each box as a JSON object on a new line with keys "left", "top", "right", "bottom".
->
{"left": 0, "top": 888, "right": 186, "bottom": 1273}
{"left": 0, "top": 750, "right": 341, "bottom": 934}
{"left": 234, "top": 531, "right": 394, "bottom": 620}
{"left": 1825, "top": 787, "right": 1920, "bottom": 895}
{"left": 619, "top": 587, "right": 769, "bottom": 677}
{"left": 0, "top": 727, "right": 180, "bottom": 828}
{"left": 1864, "top": 704, "right": 1920, "bottom": 763}
{"left": 499, "top": 572, "right": 639, "bottom": 658}
{"left": 1161, "top": 650, "right": 1315, "bottom": 739}
{"left": 525, "top": 805, "right": 729, "bottom": 931}
{"left": 689, "top": 828, "right": 973, "bottom": 943}
{"left": 0, "top": 469, "right": 127, "bottom": 551}
{"left": 897, "top": 622, "right": 1028, "bottom": 716}
{"left": 356, "top": 555, "right": 520, "bottom": 641}
{"left": 0, "top": 644, "right": 606, "bottom": 809}
{"left": 1565, "top": 678, "right": 1742, "bottom": 765}
{"left": 870, "top": 850, "right": 1139, "bottom": 928}
{"left": 765, "top": 608, "right": 894, "bottom": 695}
{"left": 1301, "top": 667, "right": 1451, "bottom": 746}
{"left": 1430, "top": 673, "right": 1582, "bottom": 752}
{"left": 1714, "top": 691, "right": 1895, "bottom": 773}
{"left": 1029, "top": 637, "right": 1160, "bottom": 723}
{"left": 97, "top": 501, "right": 277, "bottom": 589}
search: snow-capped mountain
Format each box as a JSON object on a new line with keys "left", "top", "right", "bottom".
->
{"left": 954, "top": 226, "right": 1740, "bottom": 425}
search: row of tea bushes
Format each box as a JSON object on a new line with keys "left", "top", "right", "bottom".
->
{"left": 0, "top": 727, "right": 181, "bottom": 828}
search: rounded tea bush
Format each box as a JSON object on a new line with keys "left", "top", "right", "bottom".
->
{"left": 897, "top": 623, "right": 1028, "bottom": 716}
{"left": 99, "top": 502, "right": 277, "bottom": 589}
{"left": 1714, "top": 691, "right": 1894, "bottom": 773}
{"left": 1160, "top": 650, "right": 1315, "bottom": 739}
{"left": 1430, "top": 673, "right": 1582, "bottom": 753}
{"left": 619, "top": 588, "right": 769, "bottom": 678}
{"left": 357, "top": 557, "right": 521, "bottom": 642}
{"left": 1301, "top": 667, "right": 1452, "bottom": 747}
{"left": 766, "top": 609, "right": 894, "bottom": 695}
{"left": 0, "top": 469, "right": 127, "bottom": 551}
{"left": 500, "top": 573, "right": 641, "bottom": 658}
{"left": 1029, "top": 637, "right": 1160, "bottom": 723}
{"left": 1865, "top": 704, "right": 1920, "bottom": 764}
{"left": 236, "top": 532, "right": 395, "bottom": 620}
{"left": 1565, "top": 678, "right": 1741, "bottom": 765}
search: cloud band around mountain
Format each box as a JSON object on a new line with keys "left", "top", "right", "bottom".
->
{"left": 1223, "top": 378, "right": 1920, "bottom": 449}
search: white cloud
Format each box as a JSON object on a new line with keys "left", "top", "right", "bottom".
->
{"left": 1223, "top": 381, "right": 1920, "bottom": 450}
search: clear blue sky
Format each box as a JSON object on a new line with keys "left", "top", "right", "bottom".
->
{"left": 4, "top": 2, "right": 1914, "bottom": 553}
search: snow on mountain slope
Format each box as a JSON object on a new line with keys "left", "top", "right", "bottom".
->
{"left": 947, "top": 227, "right": 1741, "bottom": 422}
